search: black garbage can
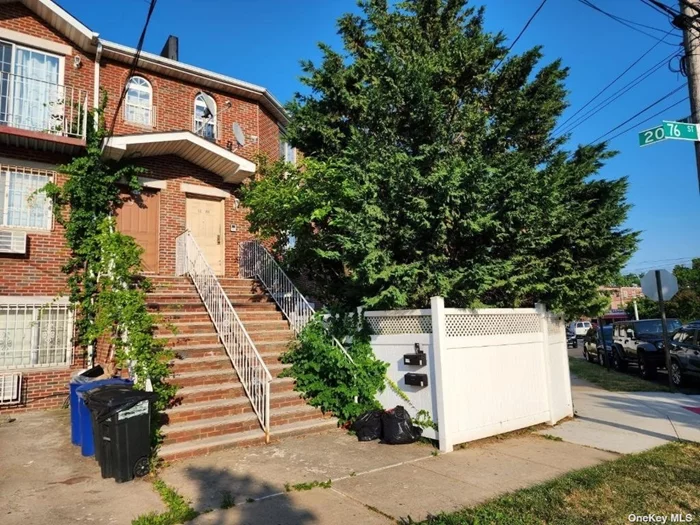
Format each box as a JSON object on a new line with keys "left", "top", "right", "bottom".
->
{"left": 84, "top": 385, "right": 156, "bottom": 483}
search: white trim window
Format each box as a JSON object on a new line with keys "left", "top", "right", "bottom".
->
{"left": 0, "top": 39, "right": 64, "bottom": 134}
{"left": 0, "top": 164, "right": 52, "bottom": 230}
{"left": 193, "top": 92, "right": 217, "bottom": 140}
{"left": 0, "top": 297, "right": 73, "bottom": 369}
{"left": 279, "top": 128, "right": 296, "bottom": 164}
{"left": 124, "top": 76, "right": 153, "bottom": 126}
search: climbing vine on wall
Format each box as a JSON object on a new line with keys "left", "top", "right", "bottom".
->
{"left": 43, "top": 92, "right": 174, "bottom": 448}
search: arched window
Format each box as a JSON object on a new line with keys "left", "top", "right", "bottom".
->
{"left": 194, "top": 92, "right": 216, "bottom": 140}
{"left": 124, "top": 76, "right": 153, "bottom": 126}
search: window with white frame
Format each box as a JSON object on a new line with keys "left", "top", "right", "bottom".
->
{"left": 0, "top": 298, "right": 73, "bottom": 369}
{"left": 0, "top": 164, "right": 52, "bottom": 230}
{"left": 124, "top": 76, "right": 153, "bottom": 126}
{"left": 279, "top": 137, "right": 296, "bottom": 164}
{"left": 193, "top": 92, "right": 217, "bottom": 140}
{"left": 0, "top": 40, "right": 64, "bottom": 134}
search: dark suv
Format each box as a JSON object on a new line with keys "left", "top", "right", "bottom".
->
{"left": 611, "top": 319, "right": 682, "bottom": 379}
{"left": 669, "top": 322, "right": 700, "bottom": 387}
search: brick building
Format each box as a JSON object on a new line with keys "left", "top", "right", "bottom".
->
{"left": 0, "top": 0, "right": 295, "bottom": 412}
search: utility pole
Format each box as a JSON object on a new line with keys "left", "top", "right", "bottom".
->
{"left": 680, "top": 0, "right": 700, "bottom": 192}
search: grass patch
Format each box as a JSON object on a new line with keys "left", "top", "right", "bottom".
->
{"left": 131, "top": 479, "right": 199, "bottom": 525}
{"left": 415, "top": 441, "right": 700, "bottom": 524}
{"left": 284, "top": 479, "right": 332, "bottom": 492}
{"left": 219, "top": 490, "right": 235, "bottom": 509}
{"left": 540, "top": 434, "right": 563, "bottom": 442}
{"left": 568, "top": 357, "right": 669, "bottom": 392}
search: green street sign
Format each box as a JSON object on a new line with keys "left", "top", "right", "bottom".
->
{"left": 639, "top": 121, "right": 700, "bottom": 147}
{"left": 662, "top": 120, "right": 699, "bottom": 141}
{"left": 639, "top": 125, "right": 665, "bottom": 147}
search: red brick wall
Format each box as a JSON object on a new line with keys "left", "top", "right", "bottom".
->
{"left": 100, "top": 59, "right": 282, "bottom": 162}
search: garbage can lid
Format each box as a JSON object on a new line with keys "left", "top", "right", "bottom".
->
{"left": 83, "top": 385, "right": 156, "bottom": 421}
{"left": 76, "top": 378, "right": 132, "bottom": 398}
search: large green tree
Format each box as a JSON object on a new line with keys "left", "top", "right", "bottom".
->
{"left": 244, "top": 0, "right": 637, "bottom": 317}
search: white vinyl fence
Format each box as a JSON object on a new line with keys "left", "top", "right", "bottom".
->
{"left": 367, "top": 297, "right": 572, "bottom": 452}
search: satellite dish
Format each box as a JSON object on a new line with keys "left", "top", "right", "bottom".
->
{"left": 233, "top": 123, "right": 246, "bottom": 146}
{"left": 201, "top": 93, "right": 217, "bottom": 117}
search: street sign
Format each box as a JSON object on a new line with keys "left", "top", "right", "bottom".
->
{"left": 639, "top": 125, "right": 666, "bottom": 147}
{"left": 639, "top": 121, "right": 700, "bottom": 147}
{"left": 663, "top": 120, "right": 700, "bottom": 141}
{"left": 641, "top": 269, "right": 678, "bottom": 301}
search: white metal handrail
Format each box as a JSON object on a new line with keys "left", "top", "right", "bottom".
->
{"left": 177, "top": 231, "right": 272, "bottom": 440}
{"left": 239, "top": 240, "right": 354, "bottom": 363}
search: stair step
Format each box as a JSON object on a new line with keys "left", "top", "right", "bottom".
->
{"left": 228, "top": 302, "right": 279, "bottom": 311}
{"left": 246, "top": 329, "right": 295, "bottom": 343}
{"left": 255, "top": 341, "right": 294, "bottom": 354}
{"left": 147, "top": 301, "right": 208, "bottom": 312}
{"left": 156, "top": 322, "right": 215, "bottom": 335}
{"left": 168, "top": 368, "right": 239, "bottom": 388}
{"left": 165, "top": 391, "right": 305, "bottom": 424}
{"left": 236, "top": 311, "right": 287, "bottom": 322}
{"left": 172, "top": 377, "right": 295, "bottom": 405}
{"left": 170, "top": 354, "right": 232, "bottom": 373}
{"left": 147, "top": 294, "right": 203, "bottom": 304}
{"left": 227, "top": 294, "right": 274, "bottom": 304}
{"left": 172, "top": 343, "right": 226, "bottom": 359}
{"left": 156, "top": 311, "right": 212, "bottom": 323}
{"left": 240, "top": 320, "right": 290, "bottom": 331}
{"left": 157, "top": 332, "right": 220, "bottom": 347}
{"left": 158, "top": 417, "right": 339, "bottom": 461}
{"left": 162, "top": 404, "right": 322, "bottom": 445}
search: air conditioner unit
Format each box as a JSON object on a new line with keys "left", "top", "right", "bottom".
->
{"left": 0, "top": 373, "right": 22, "bottom": 405}
{"left": 0, "top": 230, "right": 27, "bottom": 254}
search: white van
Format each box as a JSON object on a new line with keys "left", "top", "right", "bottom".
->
{"left": 568, "top": 321, "right": 592, "bottom": 337}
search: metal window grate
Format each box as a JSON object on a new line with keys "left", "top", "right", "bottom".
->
{"left": 0, "top": 372, "right": 21, "bottom": 404}
{"left": 0, "top": 164, "right": 53, "bottom": 230}
{"left": 0, "top": 299, "right": 73, "bottom": 369}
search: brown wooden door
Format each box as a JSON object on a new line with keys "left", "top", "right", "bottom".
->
{"left": 115, "top": 189, "right": 160, "bottom": 273}
{"left": 186, "top": 195, "right": 224, "bottom": 275}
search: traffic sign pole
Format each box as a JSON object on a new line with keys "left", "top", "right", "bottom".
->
{"left": 655, "top": 270, "right": 675, "bottom": 392}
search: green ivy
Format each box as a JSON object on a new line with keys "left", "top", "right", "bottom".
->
{"left": 42, "top": 91, "right": 173, "bottom": 451}
{"left": 280, "top": 315, "right": 387, "bottom": 424}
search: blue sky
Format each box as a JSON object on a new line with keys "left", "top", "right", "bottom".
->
{"left": 60, "top": 0, "right": 700, "bottom": 275}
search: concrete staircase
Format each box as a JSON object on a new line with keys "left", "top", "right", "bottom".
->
{"left": 147, "top": 276, "right": 336, "bottom": 461}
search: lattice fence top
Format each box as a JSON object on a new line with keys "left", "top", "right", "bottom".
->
{"left": 444, "top": 313, "right": 541, "bottom": 337}
{"left": 366, "top": 315, "right": 433, "bottom": 335}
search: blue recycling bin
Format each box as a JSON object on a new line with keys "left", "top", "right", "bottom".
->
{"left": 69, "top": 366, "right": 104, "bottom": 446}
{"left": 76, "top": 379, "right": 132, "bottom": 457}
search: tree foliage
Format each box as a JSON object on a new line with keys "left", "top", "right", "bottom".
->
{"left": 627, "top": 259, "right": 700, "bottom": 323}
{"left": 243, "top": 0, "right": 637, "bottom": 317}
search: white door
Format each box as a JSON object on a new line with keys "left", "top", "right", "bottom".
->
{"left": 186, "top": 195, "right": 224, "bottom": 275}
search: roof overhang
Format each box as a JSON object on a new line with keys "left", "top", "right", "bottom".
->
{"left": 102, "top": 131, "right": 257, "bottom": 184}
{"left": 100, "top": 40, "right": 289, "bottom": 125}
{"left": 1, "top": 0, "right": 99, "bottom": 52}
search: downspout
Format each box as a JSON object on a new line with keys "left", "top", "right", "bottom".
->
{"left": 93, "top": 40, "right": 103, "bottom": 126}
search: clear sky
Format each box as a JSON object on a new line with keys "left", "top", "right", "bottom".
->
{"left": 59, "top": 0, "right": 700, "bottom": 275}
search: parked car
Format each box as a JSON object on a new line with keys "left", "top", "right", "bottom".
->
{"left": 611, "top": 319, "right": 682, "bottom": 379}
{"left": 583, "top": 325, "right": 613, "bottom": 365}
{"left": 568, "top": 321, "right": 592, "bottom": 338}
{"left": 669, "top": 323, "right": 700, "bottom": 387}
{"left": 567, "top": 326, "right": 578, "bottom": 348}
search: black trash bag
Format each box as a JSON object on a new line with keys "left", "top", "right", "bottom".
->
{"left": 381, "top": 406, "right": 423, "bottom": 445}
{"left": 351, "top": 410, "right": 383, "bottom": 441}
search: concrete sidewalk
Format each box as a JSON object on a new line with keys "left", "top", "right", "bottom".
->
{"left": 163, "top": 430, "right": 615, "bottom": 524}
{"left": 539, "top": 377, "right": 700, "bottom": 453}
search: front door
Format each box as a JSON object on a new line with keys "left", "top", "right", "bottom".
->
{"left": 115, "top": 189, "right": 160, "bottom": 273}
{"left": 186, "top": 195, "right": 224, "bottom": 275}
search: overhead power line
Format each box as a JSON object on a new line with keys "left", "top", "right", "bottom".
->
{"left": 591, "top": 95, "right": 688, "bottom": 144}
{"left": 554, "top": 30, "right": 677, "bottom": 135}
{"left": 493, "top": 0, "right": 549, "bottom": 71}
{"left": 577, "top": 0, "right": 678, "bottom": 43}
{"left": 556, "top": 48, "right": 682, "bottom": 137}
{"left": 107, "top": 0, "right": 158, "bottom": 138}
{"left": 586, "top": 84, "right": 687, "bottom": 144}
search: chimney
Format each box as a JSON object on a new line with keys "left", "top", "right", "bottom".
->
{"left": 160, "top": 35, "right": 179, "bottom": 61}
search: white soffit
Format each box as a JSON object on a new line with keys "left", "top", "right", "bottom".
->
{"left": 102, "top": 131, "right": 257, "bottom": 184}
